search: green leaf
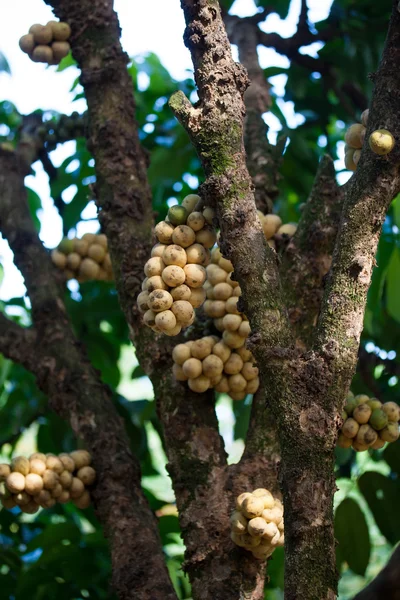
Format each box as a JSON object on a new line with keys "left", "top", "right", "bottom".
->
{"left": 383, "top": 441, "right": 400, "bottom": 475}
{"left": 0, "top": 52, "right": 11, "bottom": 74}
{"left": 26, "top": 187, "right": 42, "bottom": 232}
{"left": 386, "top": 248, "right": 400, "bottom": 323}
{"left": 334, "top": 497, "right": 370, "bottom": 576}
{"left": 358, "top": 471, "right": 400, "bottom": 545}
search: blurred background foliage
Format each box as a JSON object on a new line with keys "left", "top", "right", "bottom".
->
{"left": 0, "top": 0, "right": 399, "bottom": 598}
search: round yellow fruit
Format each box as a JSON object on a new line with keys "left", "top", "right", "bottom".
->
{"left": 171, "top": 284, "right": 191, "bottom": 301}
{"left": 222, "top": 315, "right": 243, "bottom": 333}
{"left": 172, "top": 225, "right": 196, "bottom": 248}
{"left": 70, "top": 450, "right": 91, "bottom": 469}
{"left": 195, "top": 227, "right": 217, "bottom": 249}
{"left": 25, "top": 473, "right": 44, "bottom": 495}
{"left": 183, "top": 264, "right": 206, "bottom": 288}
{"left": 155, "top": 221, "right": 175, "bottom": 244}
{"left": 369, "top": 129, "right": 395, "bottom": 155}
{"left": 170, "top": 300, "right": 194, "bottom": 325}
{"left": 242, "top": 496, "right": 264, "bottom": 519}
{"left": 162, "top": 265, "right": 186, "bottom": 287}
{"left": 345, "top": 123, "right": 365, "bottom": 149}
{"left": 162, "top": 245, "right": 187, "bottom": 268}
{"left": 69, "top": 477, "right": 85, "bottom": 499}
{"left": 188, "top": 375, "right": 210, "bottom": 393}
{"left": 11, "top": 457, "right": 30, "bottom": 476}
{"left": 181, "top": 194, "right": 200, "bottom": 214}
{"left": 6, "top": 472, "right": 25, "bottom": 493}
{"left": 148, "top": 289, "right": 173, "bottom": 313}
{"left": 185, "top": 243, "right": 210, "bottom": 266}
{"left": 202, "top": 354, "right": 224, "bottom": 378}
{"left": 52, "top": 41, "right": 71, "bottom": 62}
{"left": 188, "top": 287, "right": 206, "bottom": 308}
{"left": 186, "top": 211, "right": 205, "bottom": 231}
{"left": 77, "top": 466, "right": 96, "bottom": 486}
{"left": 172, "top": 343, "right": 191, "bottom": 365}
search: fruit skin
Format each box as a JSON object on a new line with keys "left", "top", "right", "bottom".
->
{"left": 32, "top": 45, "right": 54, "bottom": 64}
{"left": 345, "top": 124, "right": 364, "bottom": 149}
{"left": 31, "top": 24, "right": 53, "bottom": 44}
{"left": 337, "top": 434, "right": 352, "bottom": 449}
{"left": 77, "top": 466, "right": 96, "bottom": 486}
{"left": 379, "top": 422, "right": 400, "bottom": 443}
{"left": 11, "top": 456, "right": 30, "bottom": 476}
{"left": 168, "top": 205, "right": 188, "bottom": 226}
{"left": 342, "top": 418, "right": 359, "bottom": 439}
{"left": 356, "top": 424, "right": 378, "bottom": 447}
{"left": 70, "top": 450, "right": 91, "bottom": 469}
{"left": 353, "top": 404, "right": 372, "bottom": 424}
{"left": 6, "top": 472, "right": 25, "bottom": 493}
{"left": 0, "top": 464, "right": 11, "bottom": 481}
{"left": 19, "top": 34, "right": 35, "bottom": 55}
{"left": 382, "top": 402, "right": 400, "bottom": 422}
{"left": 369, "top": 129, "right": 395, "bottom": 155}
{"left": 242, "top": 496, "right": 264, "bottom": 519}
{"left": 52, "top": 41, "right": 70, "bottom": 62}
{"left": 369, "top": 409, "right": 388, "bottom": 431}
{"left": 51, "top": 22, "right": 72, "bottom": 41}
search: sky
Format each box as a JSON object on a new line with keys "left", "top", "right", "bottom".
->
{"left": 0, "top": 0, "right": 334, "bottom": 302}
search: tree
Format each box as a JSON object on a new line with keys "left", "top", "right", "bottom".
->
{"left": 0, "top": 0, "right": 400, "bottom": 599}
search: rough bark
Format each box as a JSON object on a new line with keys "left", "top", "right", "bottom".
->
{"left": 281, "top": 155, "right": 343, "bottom": 347}
{"left": 0, "top": 149, "right": 177, "bottom": 600}
{"left": 224, "top": 15, "right": 281, "bottom": 213}
{"left": 42, "top": 2, "right": 275, "bottom": 598}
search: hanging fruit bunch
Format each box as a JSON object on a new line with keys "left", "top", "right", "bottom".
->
{"left": 51, "top": 233, "right": 113, "bottom": 282}
{"left": 344, "top": 109, "right": 395, "bottom": 171}
{"left": 338, "top": 393, "right": 400, "bottom": 451}
{"left": 137, "top": 194, "right": 217, "bottom": 336}
{"left": 230, "top": 488, "right": 284, "bottom": 560}
{"left": 172, "top": 336, "right": 259, "bottom": 400}
{"left": 19, "top": 21, "right": 71, "bottom": 65}
{"left": 0, "top": 450, "right": 95, "bottom": 513}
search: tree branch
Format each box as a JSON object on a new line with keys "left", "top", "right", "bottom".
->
{"left": 0, "top": 312, "right": 37, "bottom": 369}
{"left": 353, "top": 545, "right": 400, "bottom": 600}
{"left": 0, "top": 148, "right": 177, "bottom": 600}
{"left": 280, "top": 155, "right": 343, "bottom": 347}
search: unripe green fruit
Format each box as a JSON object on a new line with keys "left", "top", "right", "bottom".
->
{"left": 369, "top": 129, "right": 395, "bottom": 155}
{"left": 369, "top": 409, "right": 388, "bottom": 431}
{"left": 58, "top": 237, "right": 74, "bottom": 254}
{"left": 344, "top": 397, "right": 356, "bottom": 418}
{"left": 367, "top": 399, "right": 382, "bottom": 411}
{"left": 355, "top": 394, "right": 369, "bottom": 405}
{"left": 168, "top": 205, "right": 188, "bottom": 226}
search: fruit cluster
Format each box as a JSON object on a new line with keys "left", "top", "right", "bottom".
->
{"left": 204, "top": 247, "right": 250, "bottom": 346}
{"left": 0, "top": 450, "right": 95, "bottom": 513}
{"left": 257, "top": 212, "right": 297, "bottom": 249}
{"left": 230, "top": 488, "right": 284, "bottom": 560}
{"left": 51, "top": 233, "right": 113, "bottom": 282}
{"left": 172, "top": 335, "right": 259, "bottom": 400}
{"left": 338, "top": 393, "right": 400, "bottom": 451}
{"left": 137, "top": 195, "right": 217, "bottom": 336}
{"left": 345, "top": 110, "right": 395, "bottom": 171}
{"left": 19, "top": 21, "right": 71, "bottom": 65}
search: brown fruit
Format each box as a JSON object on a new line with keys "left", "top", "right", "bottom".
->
{"left": 202, "top": 354, "right": 224, "bottom": 378}
{"left": 31, "top": 24, "right": 53, "bottom": 45}
{"left": 46, "top": 456, "right": 64, "bottom": 474}
{"left": 69, "top": 477, "right": 85, "bottom": 498}
{"left": 15, "top": 491, "right": 31, "bottom": 506}
{"left": 0, "top": 464, "right": 11, "bottom": 481}
{"left": 88, "top": 243, "right": 106, "bottom": 263}
{"left": 185, "top": 243, "right": 210, "bottom": 266}
{"left": 11, "top": 457, "right": 30, "bottom": 476}
{"left": 73, "top": 490, "right": 91, "bottom": 509}
{"left": 345, "top": 124, "right": 365, "bottom": 149}
{"left": 262, "top": 214, "right": 282, "bottom": 239}
{"left": 59, "top": 454, "right": 76, "bottom": 472}
{"left": 79, "top": 258, "right": 100, "bottom": 280}
{"left": 356, "top": 424, "right": 378, "bottom": 447}
{"left": 188, "top": 375, "right": 210, "bottom": 393}
{"left": 188, "top": 287, "right": 206, "bottom": 308}
{"left": 77, "top": 466, "right": 96, "bottom": 486}
{"left": 43, "top": 470, "right": 59, "bottom": 490}
{"left": 52, "top": 41, "right": 70, "bottom": 62}
{"left": 70, "top": 450, "right": 91, "bottom": 469}
{"left": 60, "top": 470, "right": 73, "bottom": 488}
{"left": 182, "top": 358, "right": 203, "bottom": 379}
{"left": 172, "top": 343, "right": 191, "bottom": 365}
{"left": 25, "top": 473, "right": 44, "bottom": 495}
{"left": 19, "top": 34, "right": 35, "bottom": 55}
{"left": 32, "top": 45, "right": 54, "bottom": 64}
{"left": 6, "top": 472, "right": 25, "bottom": 493}
{"left": 171, "top": 300, "right": 194, "bottom": 326}
{"left": 382, "top": 402, "right": 400, "bottom": 422}
{"left": 172, "top": 363, "right": 188, "bottom": 381}
{"left": 52, "top": 22, "right": 71, "bottom": 41}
